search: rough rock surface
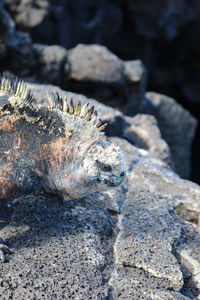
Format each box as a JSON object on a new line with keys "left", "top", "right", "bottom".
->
{"left": 0, "top": 84, "right": 199, "bottom": 299}
{"left": 123, "top": 114, "right": 172, "bottom": 166}
{"left": 68, "top": 44, "right": 124, "bottom": 85}
{"left": 109, "top": 137, "right": 200, "bottom": 299}
{"left": 145, "top": 92, "right": 197, "bottom": 178}
{"left": 0, "top": 194, "right": 115, "bottom": 299}
{"left": 5, "top": 0, "right": 50, "bottom": 39}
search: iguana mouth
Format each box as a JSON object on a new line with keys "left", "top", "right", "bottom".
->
{"left": 103, "top": 171, "right": 125, "bottom": 187}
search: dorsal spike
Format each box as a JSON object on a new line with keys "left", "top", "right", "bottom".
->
{"left": 21, "top": 84, "right": 27, "bottom": 98}
{"left": 16, "top": 79, "right": 22, "bottom": 96}
{"left": 65, "top": 103, "right": 69, "bottom": 113}
{"left": 96, "top": 119, "right": 102, "bottom": 128}
{"left": 98, "top": 123, "right": 108, "bottom": 131}
{"left": 98, "top": 123, "right": 107, "bottom": 131}
{"left": 85, "top": 106, "right": 94, "bottom": 121}
{"left": 0, "top": 73, "right": 33, "bottom": 107}
{"left": 80, "top": 102, "right": 89, "bottom": 118}
{"left": 59, "top": 95, "right": 63, "bottom": 110}
{"left": 49, "top": 92, "right": 57, "bottom": 108}
{"left": 47, "top": 93, "right": 55, "bottom": 108}
{"left": 62, "top": 96, "right": 68, "bottom": 112}
{"left": 56, "top": 92, "right": 61, "bottom": 107}
{"left": 69, "top": 98, "right": 74, "bottom": 114}
{"left": 23, "top": 90, "right": 33, "bottom": 106}
{"left": 74, "top": 100, "right": 81, "bottom": 116}
{"left": 90, "top": 110, "right": 98, "bottom": 125}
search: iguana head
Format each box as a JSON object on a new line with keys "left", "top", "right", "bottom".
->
{"left": 43, "top": 94, "right": 126, "bottom": 200}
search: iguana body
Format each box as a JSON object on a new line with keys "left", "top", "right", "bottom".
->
{"left": 0, "top": 73, "right": 125, "bottom": 261}
{"left": 0, "top": 74, "right": 125, "bottom": 202}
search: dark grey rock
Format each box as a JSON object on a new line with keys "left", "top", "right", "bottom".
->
{"left": 33, "top": 44, "right": 69, "bottom": 85}
{"left": 7, "top": 31, "right": 34, "bottom": 75}
{"left": 66, "top": 45, "right": 147, "bottom": 112}
{"left": 145, "top": 92, "right": 197, "bottom": 179}
{"left": 125, "top": 1, "right": 198, "bottom": 40}
{"left": 5, "top": 0, "right": 122, "bottom": 49}
{"left": 0, "top": 2, "right": 35, "bottom": 74}
{"left": 0, "top": 194, "right": 115, "bottom": 299}
{"left": 67, "top": 45, "right": 147, "bottom": 94}
{"left": 115, "top": 188, "right": 183, "bottom": 291}
{"left": 123, "top": 60, "right": 148, "bottom": 115}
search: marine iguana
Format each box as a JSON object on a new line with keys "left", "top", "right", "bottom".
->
{"left": 0, "top": 73, "right": 125, "bottom": 261}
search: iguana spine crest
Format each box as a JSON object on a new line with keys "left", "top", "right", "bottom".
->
{"left": 0, "top": 73, "right": 107, "bottom": 131}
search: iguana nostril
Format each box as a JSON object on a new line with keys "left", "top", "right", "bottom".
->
{"left": 120, "top": 171, "right": 125, "bottom": 177}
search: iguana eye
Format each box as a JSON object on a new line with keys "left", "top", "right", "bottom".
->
{"left": 96, "top": 160, "right": 112, "bottom": 172}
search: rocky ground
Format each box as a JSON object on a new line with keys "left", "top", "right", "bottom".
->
{"left": 0, "top": 1, "right": 200, "bottom": 299}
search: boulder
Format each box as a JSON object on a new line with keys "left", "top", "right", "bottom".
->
{"left": 109, "top": 137, "right": 200, "bottom": 299}
{"left": 33, "top": 44, "right": 69, "bottom": 85}
{"left": 123, "top": 114, "right": 172, "bottom": 166}
{"left": 67, "top": 45, "right": 147, "bottom": 111}
{"left": 0, "top": 194, "right": 115, "bottom": 299}
{"left": 68, "top": 44, "right": 125, "bottom": 85}
{"left": 7, "top": 0, "right": 49, "bottom": 28}
{"left": 0, "top": 1, "right": 35, "bottom": 74}
{"left": 145, "top": 92, "right": 197, "bottom": 178}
